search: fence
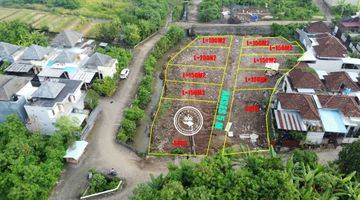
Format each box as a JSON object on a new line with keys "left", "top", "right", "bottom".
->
{"left": 81, "top": 106, "right": 102, "bottom": 140}
{"left": 80, "top": 180, "right": 123, "bottom": 199}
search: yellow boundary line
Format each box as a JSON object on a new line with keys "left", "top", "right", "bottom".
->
{"left": 166, "top": 64, "right": 226, "bottom": 71}
{"left": 221, "top": 36, "right": 245, "bottom": 155}
{"left": 235, "top": 88, "right": 275, "bottom": 91}
{"left": 148, "top": 88, "right": 165, "bottom": 154}
{"left": 223, "top": 149, "right": 269, "bottom": 156}
{"left": 168, "top": 63, "right": 226, "bottom": 69}
{"left": 206, "top": 35, "right": 234, "bottom": 156}
{"left": 190, "top": 45, "right": 230, "bottom": 49}
{"left": 222, "top": 36, "right": 303, "bottom": 155}
{"left": 148, "top": 152, "right": 206, "bottom": 157}
{"left": 240, "top": 53, "right": 303, "bottom": 56}
{"left": 237, "top": 68, "right": 290, "bottom": 71}
{"left": 161, "top": 97, "right": 217, "bottom": 104}
{"left": 166, "top": 80, "right": 222, "bottom": 86}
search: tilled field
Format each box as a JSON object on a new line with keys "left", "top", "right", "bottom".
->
{"left": 166, "top": 65, "right": 225, "bottom": 84}
{"left": 164, "top": 82, "right": 221, "bottom": 101}
{"left": 150, "top": 99, "right": 217, "bottom": 155}
{"left": 225, "top": 90, "right": 272, "bottom": 150}
{"left": 236, "top": 70, "right": 283, "bottom": 89}
{"left": 191, "top": 35, "right": 232, "bottom": 47}
{"left": 239, "top": 55, "right": 300, "bottom": 69}
{"left": 171, "top": 47, "right": 229, "bottom": 67}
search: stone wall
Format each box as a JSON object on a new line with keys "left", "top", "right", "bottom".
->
{"left": 189, "top": 24, "right": 273, "bottom": 36}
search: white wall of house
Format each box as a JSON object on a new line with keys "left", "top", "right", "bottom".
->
{"left": 98, "top": 60, "right": 117, "bottom": 78}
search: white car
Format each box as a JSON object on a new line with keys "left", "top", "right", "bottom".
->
{"left": 120, "top": 68, "right": 130, "bottom": 79}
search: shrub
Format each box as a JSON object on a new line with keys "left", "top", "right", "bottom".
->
{"left": 338, "top": 141, "right": 360, "bottom": 175}
{"left": 117, "top": 130, "right": 129, "bottom": 142}
{"left": 123, "top": 24, "right": 141, "bottom": 47}
{"left": 92, "top": 77, "right": 117, "bottom": 97}
{"left": 124, "top": 106, "right": 145, "bottom": 123}
{"left": 292, "top": 149, "right": 318, "bottom": 169}
{"left": 121, "top": 119, "right": 137, "bottom": 138}
{"left": 85, "top": 89, "right": 100, "bottom": 110}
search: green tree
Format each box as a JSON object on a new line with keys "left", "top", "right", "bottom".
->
{"left": 85, "top": 89, "right": 100, "bottom": 110}
{"left": 123, "top": 24, "right": 141, "bottom": 46}
{"left": 124, "top": 106, "right": 145, "bottom": 124}
{"left": 96, "top": 20, "right": 121, "bottom": 43}
{"left": 92, "top": 77, "right": 117, "bottom": 97}
{"left": 338, "top": 141, "right": 360, "bottom": 176}
{"left": 55, "top": 116, "right": 81, "bottom": 146}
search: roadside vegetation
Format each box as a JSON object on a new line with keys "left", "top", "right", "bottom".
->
{"left": 0, "top": 115, "right": 80, "bottom": 200}
{"left": 199, "top": 0, "right": 320, "bottom": 22}
{"left": 92, "top": 46, "right": 133, "bottom": 97}
{"left": 83, "top": 169, "right": 121, "bottom": 196}
{"left": 0, "top": 20, "right": 48, "bottom": 46}
{"left": 271, "top": 23, "right": 306, "bottom": 40}
{"left": 331, "top": 3, "right": 358, "bottom": 19}
{"left": 132, "top": 149, "right": 360, "bottom": 199}
{"left": 117, "top": 25, "right": 185, "bottom": 143}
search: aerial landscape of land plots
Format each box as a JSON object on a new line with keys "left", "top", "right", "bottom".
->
{"left": 149, "top": 35, "right": 304, "bottom": 156}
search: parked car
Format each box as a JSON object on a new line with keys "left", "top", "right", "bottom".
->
{"left": 120, "top": 68, "right": 130, "bottom": 79}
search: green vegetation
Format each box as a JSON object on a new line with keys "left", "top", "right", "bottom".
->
{"left": 271, "top": 23, "right": 306, "bottom": 40}
{"left": 199, "top": 0, "right": 320, "bottom": 22}
{"left": 0, "top": 115, "right": 80, "bottom": 200}
{"left": 338, "top": 141, "right": 360, "bottom": 177}
{"left": 0, "top": 60, "right": 10, "bottom": 74}
{"left": 132, "top": 150, "right": 360, "bottom": 199}
{"left": 117, "top": 26, "right": 185, "bottom": 143}
{"left": 199, "top": 0, "right": 222, "bottom": 22}
{"left": 332, "top": 3, "right": 358, "bottom": 18}
{"left": 350, "top": 51, "right": 360, "bottom": 59}
{"left": 1, "top": 0, "right": 81, "bottom": 9}
{"left": 92, "top": 77, "right": 117, "bottom": 97}
{"left": 95, "top": 0, "right": 170, "bottom": 46}
{"left": 85, "top": 89, "right": 100, "bottom": 110}
{"left": 92, "top": 46, "right": 132, "bottom": 97}
{"left": 0, "top": 20, "right": 48, "bottom": 46}
{"left": 85, "top": 170, "right": 121, "bottom": 195}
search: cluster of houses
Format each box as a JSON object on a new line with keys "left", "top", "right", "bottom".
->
{"left": 0, "top": 30, "right": 118, "bottom": 136}
{"left": 273, "top": 17, "right": 360, "bottom": 146}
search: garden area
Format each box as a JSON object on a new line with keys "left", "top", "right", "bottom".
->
{"left": 198, "top": 0, "right": 322, "bottom": 23}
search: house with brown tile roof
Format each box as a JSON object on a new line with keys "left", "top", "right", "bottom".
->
{"left": 284, "top": 66, "right": 325, "bottom": 93}
{"left": 313, "top": 33, "right": 347, "bottom": 59}
{"left": 323, "top": 71, "right": 360, "bottom": 93}
{"left": 304, "top": 21, "right": 331, "bottom": 34}
{"left": 317, "top": 95, "right": 360, "bottom": 118}
{"left": 277, "top": 92, "right": 320, "bottom": 121}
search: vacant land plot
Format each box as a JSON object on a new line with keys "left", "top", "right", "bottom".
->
{"left": 151, "top": 35, "right": 303, "bottom": 156}
{"left": 164, "top": 82, "right": 221, "bottom": 102}
{"left": 0, "top": 7, "right": 100, "bottom": 37}
{"left": 170, "top": 47, "right": 229, "bottom": 67}
{"left": 239, "top": 55, "right": 301, "bottom": 70}
{"left": 224, "top": 90, "right": 272, "bottom": 150}
{"left": 236, "top": 70, "right": 283, "bottom": 89}
{"left": 190, "top": 35, "right": 232, "bottom": 47}
{"left": 166, "top": 65, "right": 225, "bottom": 84}
{"left": 149, "top": 99, "right": 217, "bottom": 155}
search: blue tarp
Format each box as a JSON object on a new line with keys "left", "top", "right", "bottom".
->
{"left": 319, "top": 109, "right": 347, "bottom": 133}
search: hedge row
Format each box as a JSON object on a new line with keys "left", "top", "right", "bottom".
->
{"left": 117, "top": 25, "right": 185, "bottom": 143}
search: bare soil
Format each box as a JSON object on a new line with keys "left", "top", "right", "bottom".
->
{"left": 191, "top": 35, "right": 232, "bottom": 47}
{"left": 236, "top": 70, "right": 283, "bottom": 89}
{"left": 171, "top": 47, "right": 229, "bottom": 67}
{"left": 166, "top": 65, "right": 224, "bottom": 84}
{"left": 150, "top": 99, "right": 216, "bottom": 155}
{"left": 164, "top": 82, "right": 221, "bottom": 101}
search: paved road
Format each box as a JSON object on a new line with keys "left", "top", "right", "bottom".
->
{"left": 50, "top": 22, "right": 172, "bottom": 200}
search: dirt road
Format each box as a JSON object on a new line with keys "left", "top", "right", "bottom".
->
{"left": 188, "top": 0, "right": 202, "bottom": 22}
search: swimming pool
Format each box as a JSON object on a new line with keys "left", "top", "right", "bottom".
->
{"left": 63, "top": 67, "right": 78, "bottom": 74}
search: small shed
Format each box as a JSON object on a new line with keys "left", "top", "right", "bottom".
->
{"left": 64, "top": 141, "right": 88, "bottom": 164}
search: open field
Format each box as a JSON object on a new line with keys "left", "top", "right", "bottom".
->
{"left": 150, "top": 35, "right": 303, "bottom": 156}
{"left": 149, "top": 99, "right": 217, "bottom": 155}
{"left": 0, "top": 7, "right": 101, "bottom": 37}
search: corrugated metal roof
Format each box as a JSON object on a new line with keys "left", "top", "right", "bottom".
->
{"left": 274, "top": 110, "right": 307, "bottom": 131}
{"left": 63, "top": 140, "right": 88, "bottom": 160}
{"left": 5, "top": 63, "right": 34, "bottom": 73}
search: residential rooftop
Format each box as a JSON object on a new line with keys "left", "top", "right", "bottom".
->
{"left": 288, "top": 66, "right": 325, "bottom": 91}
{"left": 277, "top": 92, "right": 320, "bottom": 120}
{"left": 0, "top": 75, "right": 31, "bottom": 101}
{"left": 317, "top": 95, "right": 360, "bottom": 118}
{"left": 323, "top": 71, "right": 360, "bottom": 92}
{"left": 313, "top": 33, "right": 347, "bottom": 58}
{"left": 305, "top": 21, "right": 331, "bottom": 34}
{"left": 28, "top": 79, "right": 82, "bottom": 107}
{"left": 51, "top": 30, "right": 83, "bottom": 48}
